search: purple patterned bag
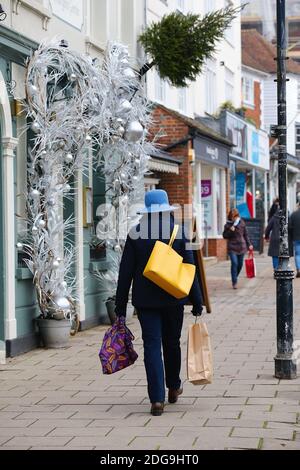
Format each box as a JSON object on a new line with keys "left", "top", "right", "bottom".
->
{"left": 99, "top": 316, "right": 138, "bottom": 374}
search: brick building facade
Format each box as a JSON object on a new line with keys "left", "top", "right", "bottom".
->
{"left": 150, "top": 104, "right": 233, "bottom": 261}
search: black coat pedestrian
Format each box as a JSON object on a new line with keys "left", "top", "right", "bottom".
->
{"left": 222, "top": 219, "right": 251, "bottom": 254}
{"left": 115, "top": 213, "right": 203, "bottom": 317}
{"left": 289, "top": 208, "right": 300, "bottom": 242}
{"left": 265, "top": 213, "right": 294, "bottom": 257}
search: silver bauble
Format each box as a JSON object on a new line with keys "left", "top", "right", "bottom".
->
{"left": 114, "top": 244, "right": 122, "bottom": 252}
{"left": 116, "top": 118, "right": 125, "bottom": 125}
{"left": 92, "top": 97, "right": 99, "bottom": 106}
{"left": 116, "top": 126, "right": 125, "bottom": 137}
{"left": 64, "top": 184, "right": 71, "bottom": 192}
{"left": 38, "top": 220, "right": 46, "bottom": 229}
{"left": 124, "top": 68, "right": 136, "bottom": 79}
{"left": 56, "top": 257, "right": 62, "bottom": 263}
{"left": 111, "top": 134, "right": 120, "bottom": 143}
{"left": 120, "top": 172, "right": 126, "bottom": 180}
{"left": 60, "top": 281, "right": 68, "bottom": 290}
{"left": 41, "top": 150, "right": 47, "bottom": 156}
{"left": 70, "top": 73, "right": 77, "bottom": 82}
{"left": 52, "top": 260, "right": 60, "bottom": 270}
{"left": 30, "top": 189, "right": 40, "bottom": 199}
{"left": 117, "top": 99, "right": 133, "bottom": 116}
{"left": 85, "top": 134, "right": 92, "bottom": 143}
{"left": 32, "top": 226, "right": 38, "bottom": 235}
{"left": 31, "top": 122, "right": 40, "bottom": 133}
{"left": 29, "top": 84, "right": 37, "bottom": 95}
{"left": 48, "top": 198, "right": 56, "bottom": 207}
{"left": 124, "top": 121, "right": 144, "bottom": 142}
{"left": 16, "top": 242, "right": 23, "bottom": 250}
{"left": 58, "top": 140, "right": 65, "bottom": 149}
{"left": 65, "top": 153, "right": 73, "bottom": 164}
{"left": 132, "top": 176, "right": 138, "bottom": 182}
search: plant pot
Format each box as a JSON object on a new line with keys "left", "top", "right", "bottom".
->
{"left": 105, "top": 299, "right": 117, "bottom": 325}
{"left": 37, "top": 318, "right": 71, "bottom": 348}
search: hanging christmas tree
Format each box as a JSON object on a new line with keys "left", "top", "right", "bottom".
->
{"left": 138, "top": 4, "right": 242, "bottom": 86}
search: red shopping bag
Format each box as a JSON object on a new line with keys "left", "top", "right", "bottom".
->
{"left": 245, "top": 250, "right": 256, "bottom": 278}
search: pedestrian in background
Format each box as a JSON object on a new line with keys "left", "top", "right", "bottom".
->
{"left": 115, "top": 190, "right": 203, "bottom": 416}
{"left": 223, "top": 208, "right": 253, "bottom": 289}
{"left": 265, "top": 211, "right": 281, "bottom": 269}
{"left": 289, "top": 202, "right": 300, "bottom": 278}
{"left": 268, "top": 197, "right": 280, "bottom": 222}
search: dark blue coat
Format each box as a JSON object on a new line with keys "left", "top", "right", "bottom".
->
{"left": 115, "top": 213, "right": 203, "bottom": 316}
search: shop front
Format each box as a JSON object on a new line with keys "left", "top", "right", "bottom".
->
{"left": 193, "top": 135, "right": 231, "bottom": 260}
{"left": 221, "top": 111, "right": 270, "bottom": 227}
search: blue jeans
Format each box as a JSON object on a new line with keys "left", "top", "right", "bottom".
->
{"left": 295, "top": 241, "right": 300, "bottom": 270}
{"left": 272, "top": 256, "right": 279, "bottom": 269}
{"left": 137, "top": 306, "right": 184, "bottom": 403}
{"left": 229, "top": 252, "right": 245, "bottom": 285}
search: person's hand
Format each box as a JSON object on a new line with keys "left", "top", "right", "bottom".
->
{"left": 249, "top": 245, "right": 254, "bottom": 251}
{"left": 192, "top": 306, "right": 203, "bottom": 317}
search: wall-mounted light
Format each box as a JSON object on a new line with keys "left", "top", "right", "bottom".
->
{"left": 0, "top": 4, "right": 7, "bottom": 21}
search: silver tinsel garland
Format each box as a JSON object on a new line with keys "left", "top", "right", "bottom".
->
{"left": 22, "top": 39, "right": 153, "bottom": 319}
{"left": 94, "top": 43, "right": 153, "bottom": 300}
{"left": 23, "top": 39, "right": 107, "bottom": 321}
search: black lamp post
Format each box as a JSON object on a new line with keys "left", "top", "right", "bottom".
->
{"left": 273, "top": 0, "right": 297, "bottom": 379}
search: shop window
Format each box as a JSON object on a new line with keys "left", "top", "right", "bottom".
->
{"left": 242, "top": 76, "right": 254, "bottom": 107}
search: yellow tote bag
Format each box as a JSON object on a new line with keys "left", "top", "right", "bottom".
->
{"left": 143, "top": 225, "right": 196, "bottom": 299}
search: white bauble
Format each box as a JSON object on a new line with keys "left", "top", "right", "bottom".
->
{"left": 28, "top": 84, "right": 38, "bottom": 95}
{"left": 124, "top": 121, "right": 144, "bottom": 142}
{"left": 70, "top": 73, "right": 77, "bottom": 82}
{"left": 52, "top": 260, "right": 60, "bottom": 269}
{"left": 16, "top": 242, "right": 23, "bottom": 250}
{"left": 31, "top": 121, "right": 40, "bottom": 133}
{"left": 32, "top": 226, "right": 38, "bottom": 235}
{"left": 65, "top": 153, "right": 73, "bottom": 164}
{"left": 117, "top": 99, "right": 133, "bottom": 116}
{"left": 124, "top": 68, "right": 136, "bottom": 79}
{"left": 30, "top": 189, "right": 40, "bottom": 199}
{"left": 38, "top": 220, "right": 46, "bottom": 229}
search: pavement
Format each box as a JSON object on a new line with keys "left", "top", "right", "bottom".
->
{"left": 0, "top": 254, "right": 300, "bottom": 450}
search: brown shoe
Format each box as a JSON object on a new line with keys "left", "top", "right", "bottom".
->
{"left": 150, "top": 402, "right": 164, "bottom": 416}
{"left": 297, "top": 271, "right": 300, "bottom": 278}
{"left": 232, "top": 283, "right": 238, "bottom": 289}
{"left": 168, "top": 387, "right": 183, "bottom": 404}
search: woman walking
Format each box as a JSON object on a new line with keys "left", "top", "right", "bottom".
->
{"left": 115, "top": 190, "right": 203, "bottom": 416}
{"left": 265, "top": 211, "right": 281, "bottom": 269}
{"left": 223, "top": 208, "right": 253, "bottom": 289}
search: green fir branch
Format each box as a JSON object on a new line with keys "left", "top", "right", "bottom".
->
{"left": 138, "top": 5, "right": 242, "bottom": 87}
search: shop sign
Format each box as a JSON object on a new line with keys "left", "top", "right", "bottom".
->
{"left": 194, "top": 137, "right": 229, "bottom": 168}
{"left": 49, "top": 0, "right": 83, "bottom": 30}
{"left": 224, "top": 112, "right": 248, "bottom": 160}
{"left": 247, "top": 127, "right": 270, "bottom": 170}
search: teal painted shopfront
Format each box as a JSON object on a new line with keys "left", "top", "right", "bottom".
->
{"left": 0, "top": 25, "right": 111, "bottom": 358}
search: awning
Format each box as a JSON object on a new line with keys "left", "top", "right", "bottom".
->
{"left": 148, "top": 157, "right": 180, "bottom": 174}
{"left": 148, "top": 148, "right": 183, "bottom": 175}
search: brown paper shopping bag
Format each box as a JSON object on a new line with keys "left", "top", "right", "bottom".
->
{"left": 187, "top": 321, "right": 213, "bottom": 385}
